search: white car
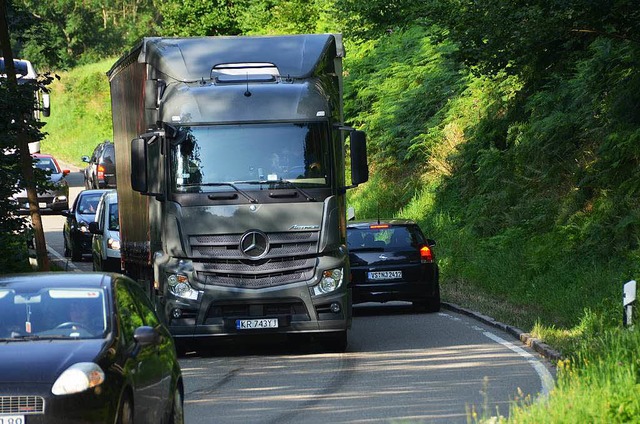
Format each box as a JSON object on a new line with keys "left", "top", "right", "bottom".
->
{"left": 89, "top": 190, "right": 121, "bottom": 272}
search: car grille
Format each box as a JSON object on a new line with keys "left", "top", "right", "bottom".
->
{"left": 0, "top": 396, "right": 45, "bottom": 414}
{"left": 190, "top": 231, "right": 319, "bottom": 288}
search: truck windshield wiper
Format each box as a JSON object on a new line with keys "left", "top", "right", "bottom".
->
{"left": 271, "top": 179, "right": 317, "bottom": 202}
{"left": 230, "top": 180, "right": 317, "bottom": 202}
{"left": 178, "top": 182, "right": 258, "bottom": 203}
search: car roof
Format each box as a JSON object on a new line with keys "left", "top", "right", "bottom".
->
{"left": 0, "top": 272, "right": 115, "bottom": 291}
{"left": 32, "top": 153, "right": 54, "bottom": 159}
{"left": 79, "top": 189, "right": 111, "bottom": 196}
{"left": 346, "top": 219, "right": 418, "bottom": 229}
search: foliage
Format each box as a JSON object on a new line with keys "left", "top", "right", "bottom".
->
{"left": 155, "top": 0, "right": 242, "bottom": 37}
{"left": 40, "top": 59, "right": 113, "bottom": 164}
{"left": 8, "top": 0, "right": 158, "bottom": 70}
{"left": 0, "top": 71, "right": 53, "bottom": 272}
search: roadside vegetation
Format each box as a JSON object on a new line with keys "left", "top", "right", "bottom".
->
{"left": 4, "top": 0, "right": 640, "bottom": 422}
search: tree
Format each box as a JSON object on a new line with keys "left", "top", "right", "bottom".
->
{"left": 1, "top": 0, "right": 51, "bottom": 271}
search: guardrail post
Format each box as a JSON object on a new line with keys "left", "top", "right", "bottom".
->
{"left": 623, "top": 280, "right": 636, "bottom": 328}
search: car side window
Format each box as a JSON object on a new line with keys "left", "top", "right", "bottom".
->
{"left": 103, "top": 145, "right": 115, "bottom": 164}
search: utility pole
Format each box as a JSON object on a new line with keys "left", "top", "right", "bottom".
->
{"left": 0, "top": 0, "right": 50, "bottom": 271}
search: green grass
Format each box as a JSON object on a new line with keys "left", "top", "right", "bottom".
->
{"left": 40, "top": 58, "right": 115, "bottom": 167}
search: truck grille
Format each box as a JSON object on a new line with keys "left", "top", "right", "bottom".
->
{"left": 0, "top": 396, "right": 45, "bottom": 414}
{"left": 190, "top": 231, "right": 319, "bottom": 288}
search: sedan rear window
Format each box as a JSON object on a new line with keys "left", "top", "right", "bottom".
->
{"left": 347, "top": 225, "right": 424, "bottom": 250}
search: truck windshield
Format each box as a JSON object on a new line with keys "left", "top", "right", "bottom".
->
{"left": 170, "top": 123, "right": 331, "bottom": 193}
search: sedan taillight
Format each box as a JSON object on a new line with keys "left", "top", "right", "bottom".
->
{"left": 97, "top": 164, "right": 105, "bottom": 181}
{"left": 420, "top": 246, "right": 433, "bottom": 263}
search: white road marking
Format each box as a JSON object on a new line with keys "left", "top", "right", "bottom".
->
{"left": 482, "top": 330, "right": 555, "bottom": 398}
{"left": 46, "top": 244, "right": 79, "bottom": 271}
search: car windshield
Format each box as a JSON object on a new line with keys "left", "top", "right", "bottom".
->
{"left": 0, "top": 288, "right": 108, "bottom": 340}
{"left": 35, "top": 157, "right": 61, "bottom": 174}
{"left": 169, "top": 123, "right": 330, "bottom": 193}
{"left": 78, "top": 193, "right": 103, "bottom": 214}
{"left": 347, "top": 226, "right": 423, "bottom": 250}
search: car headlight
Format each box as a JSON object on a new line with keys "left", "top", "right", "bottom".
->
{"left": 107, "top": 238, "right": 120, "bottom": 250}
{"left": 167, "top": 273, "right": 198, "bottom": 300}
{"left": 51, "top": 362, "right": 105, "bottom": 395}
{"left": 312, "top": 268, "right": 344, "bottom": 296}
{"left": 78, "top": 223, "right": 89, "bottom": 233}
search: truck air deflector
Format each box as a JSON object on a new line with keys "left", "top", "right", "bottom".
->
{"left": 134, "top": 34, "right": 341, "bottom": 82}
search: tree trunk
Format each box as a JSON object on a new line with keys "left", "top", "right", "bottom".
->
{"left": 0, "top": 0, "right": 50, "bottom": 271}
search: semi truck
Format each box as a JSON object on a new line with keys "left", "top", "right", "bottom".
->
{"left": 107, "top": 34, "right": 368, "bottom": 351}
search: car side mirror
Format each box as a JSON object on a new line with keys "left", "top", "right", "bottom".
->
{"left": 81, "top": 156, "right": 90, "bottom": 163}
{"left": 61, "top": 210, "right": 70, "bottom": 217}
{"left": 62, "top": 169, "right": 70, "bottom": 177}
{"left": 133, "top": 326, "right": 159, "bottom": 346}
{"left": 426, "top": 239, "right": 436, "bottom": 247}
{"left": 88, "top": 221, "right": 101, "bottom": 235}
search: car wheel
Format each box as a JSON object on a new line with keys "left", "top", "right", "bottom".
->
{"left": 414, "top": 284, "right": 441, "bottom": 313}
{"left": 116, "top": 393, "right": 133, "bottom": 424}
{"left": 168, "top": 387, "right": 184, "bottom": 424}
{"left": 318, "top": 330, "right": 348, "bottom": 353}
{"left": 63, "top": 238, "right": 70, "bottom": 257}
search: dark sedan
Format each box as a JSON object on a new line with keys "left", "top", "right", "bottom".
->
{"left": 347, "top": 219, "right": 440, "bottom": 312}
{"left": 63, "top": 189, "right": 110, "bottom": 261}
{"left": 0, "top": 272, "right": 184, "bottom": 423}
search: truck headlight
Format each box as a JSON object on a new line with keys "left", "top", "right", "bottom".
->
{"left": 312, "top": 268, "right": 343, "bottom": 296}
{"left": 167, "top": 273, "right": 198, "bottom": 300}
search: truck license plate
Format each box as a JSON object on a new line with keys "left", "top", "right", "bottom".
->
{"left": 0, "top": 415, "right": 25, "bottom": 424}
{"left": 236, "top": 318, "right": 278, "bottom": 329}
{"left": 368, "top": 271, "right": 402, "bottom": 280}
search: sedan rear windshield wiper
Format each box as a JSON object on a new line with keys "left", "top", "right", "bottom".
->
{"left": 178, "top": 182, "right": 258, "bottom": 203}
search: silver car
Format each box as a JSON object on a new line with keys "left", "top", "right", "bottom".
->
{"left": 11, "top": 153, "right": 70, "bottom": 213}
{"left": 89, "top": 190, "right": 121, "bottom": 272}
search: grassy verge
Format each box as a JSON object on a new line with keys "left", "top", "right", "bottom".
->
{"left": 41, "top": 59, "right": 115, "bottom": 167}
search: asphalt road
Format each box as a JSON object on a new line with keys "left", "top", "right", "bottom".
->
{"left": 40, "top": 168, "right": 555, "bottom": 423}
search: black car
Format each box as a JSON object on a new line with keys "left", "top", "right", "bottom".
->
{"left": 347, "top": 219, "right": 440, "bottom": 312}
{"left": 0, "top": 272, "right": 184, "bottom": 423}
{"left": 82, "top": 140, "right": 117, "bottom": 189}
{"left": 63, "top": 189, "right": 110, "bottom": 261}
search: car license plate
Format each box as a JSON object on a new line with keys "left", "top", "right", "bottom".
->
{"left": 0, "top": 415, "right": 25, "bottom": 424}
{"left": 236, "top": 318, "right": 278, "bottom": 329}
{"left": 368, "top": 270, "right": 402, "bottom": 280}
{"left": 39, "top": 202, "right": 47, "bottom": 208}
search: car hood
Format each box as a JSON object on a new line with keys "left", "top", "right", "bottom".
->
{"left": 0, "top": 339, "right": 107, "bottom": 383}
{"left": 11, "top": 174, "right": 67, "bottom": 198}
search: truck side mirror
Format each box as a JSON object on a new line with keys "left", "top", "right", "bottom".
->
{"left": 350, "top": 130, "right": 368, "bottom": 186}
{"left": 131, "top": 138, "right": 148, "bottom": 193}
